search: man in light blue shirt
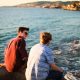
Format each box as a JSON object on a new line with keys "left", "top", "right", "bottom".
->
{"left": 25, "top": 32, "right": 65, "bottom": 80}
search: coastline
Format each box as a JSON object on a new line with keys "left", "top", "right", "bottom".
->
{"left": 0, "top": 1, "right": 80, "bottom": 11}
{"left": 13, "top": 1, "right": 80, "bottom": 11}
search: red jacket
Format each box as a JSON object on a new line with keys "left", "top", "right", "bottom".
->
{"left": 4, "top": 36, "right": 28, "bottom": 72}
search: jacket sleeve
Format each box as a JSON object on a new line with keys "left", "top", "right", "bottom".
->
{"left": 4, "top": 39, "right": 16, "bottom": 72}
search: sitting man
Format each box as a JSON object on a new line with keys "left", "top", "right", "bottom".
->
{"left": 25, "top": 32, "right": 65, "bottom": 80}
{"left": 4, "top": 27, "right": 29, "bottom": 72}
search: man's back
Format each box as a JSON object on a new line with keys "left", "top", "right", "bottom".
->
{"left": 4, "top": 36, "right": 28, "bottom": 72}
{"left": 26, "top": 43, "right": 54, "bottom": 80}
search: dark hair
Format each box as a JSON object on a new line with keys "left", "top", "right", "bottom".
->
{"left": 18, "top": 27, "right": 29, "bottom": 32}
{"left": 40, "top": 32, "right": 52, "bottom": 44}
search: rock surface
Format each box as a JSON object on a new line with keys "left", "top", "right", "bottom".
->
{"left": 64, "top": 70, "right": 80, "bottom": 80}
{"left": 0, "top": 64, "right": 26, "bottom": 80}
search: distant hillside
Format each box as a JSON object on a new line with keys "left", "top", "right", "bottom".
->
{"left": 14, "top": 1, "right": 54, "bottom": 8}
{"left": 14, "top": 1, "right": 80, "bottom": 11}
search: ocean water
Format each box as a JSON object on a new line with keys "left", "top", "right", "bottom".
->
{"left": 0, "top": 7, "right": 80, "bottom": 70}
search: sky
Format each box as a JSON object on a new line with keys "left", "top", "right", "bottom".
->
{"left": 0, "top": 0, "right": 77, "bottom": 6}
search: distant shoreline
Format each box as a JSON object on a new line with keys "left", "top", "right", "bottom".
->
{"left": 0, "top": 1, "right": 80, "bottom": 11}
{"left": 14, "top": 1, "right": 80, "bottom": 11}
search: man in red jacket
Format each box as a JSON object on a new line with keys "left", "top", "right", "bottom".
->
{"left": 4, "top": 27, "right": 29, "bottom": 72}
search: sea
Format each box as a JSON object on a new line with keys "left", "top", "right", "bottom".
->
{"left": 0, "top": 7, "right": 80, "bottom": 70}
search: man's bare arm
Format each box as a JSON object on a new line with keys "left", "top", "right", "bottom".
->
{"left": 50, "top": 63, "right": 63, "bottom": 72}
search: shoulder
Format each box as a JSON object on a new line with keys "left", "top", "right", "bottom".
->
{"left": 31, "top": 44, "right": 40, "bottom": 49}
{"left": 44, "top": 46, "right": 52, "bottom": 52}
{"left": 9, "top": 37, "right": 25, "bottom": 46}
{"left": 8, "top": 38, "right": 16, "bottom": 44}
{"left": 30, "top": 44, "right": 44, "bottom": 52}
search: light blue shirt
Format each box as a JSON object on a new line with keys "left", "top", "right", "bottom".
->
{"left": 25, "top": 43, "right": 54, "bottom": 80}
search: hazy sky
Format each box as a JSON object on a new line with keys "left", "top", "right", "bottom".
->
{"left": 0, "top": 0, "right": 77, "bottom": 6}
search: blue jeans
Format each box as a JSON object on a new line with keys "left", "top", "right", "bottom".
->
{"left": 46, "top": 70, "right": 64, "bottom": 80}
